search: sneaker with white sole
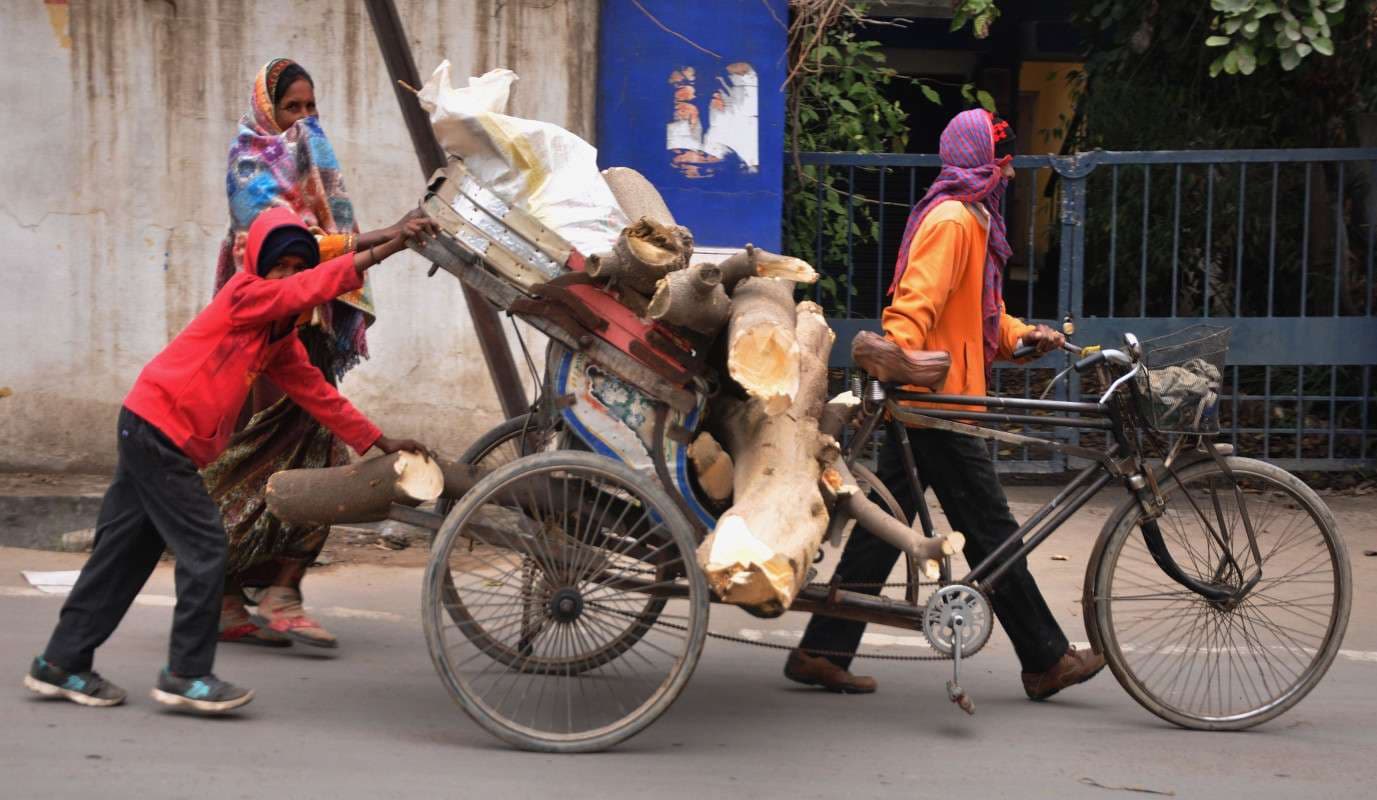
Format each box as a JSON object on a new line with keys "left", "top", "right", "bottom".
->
{"left": 24, "top": 656, "right": 126, "bottom": 707}
{"left": 150, "top": 668, "right": 254, "bottom": 714}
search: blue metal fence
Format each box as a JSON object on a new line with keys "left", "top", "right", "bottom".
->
{"left": 798, "top": 148, "right": 1377, "bottom": 473}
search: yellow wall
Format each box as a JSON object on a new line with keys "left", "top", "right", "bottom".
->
{"left": 1016, "top": 61, "right": 1081, "bottom": 261}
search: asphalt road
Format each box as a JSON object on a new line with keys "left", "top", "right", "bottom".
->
{"left": 2, "top": 487, "right": 1374, "bottom": 800}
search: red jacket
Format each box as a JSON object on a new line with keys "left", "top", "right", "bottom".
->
{"left": 124, "top": 207, "right": 382, "bottom": 467}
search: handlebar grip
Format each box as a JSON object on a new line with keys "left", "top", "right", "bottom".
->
{"left": 1074, "top": 351, "right": 1107, "bottom": 372}
{"left": 1011, "top": 344, "right": 1038, "bottom": 360}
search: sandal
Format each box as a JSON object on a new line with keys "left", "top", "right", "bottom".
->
{"left": 219, "top": 595, "right": 291, "bottom": 648}
{"left": 251, "top": 586, "right": 338, "bottom": 649}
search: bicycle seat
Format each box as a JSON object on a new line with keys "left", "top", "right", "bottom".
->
{"left": 850, "top": 331, "right": 950, "bottom": 388}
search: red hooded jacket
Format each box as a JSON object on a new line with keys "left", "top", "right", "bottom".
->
{"left": 124, "top": 207, "right": 382, "bottom": 467}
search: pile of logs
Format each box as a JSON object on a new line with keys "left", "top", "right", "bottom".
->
{"left": 265, "top": 169, "right": 963, "bottom": 618}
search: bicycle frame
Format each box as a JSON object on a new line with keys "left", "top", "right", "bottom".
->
{"left": 837, "top": 361, "right": 1263, "bottom": 610}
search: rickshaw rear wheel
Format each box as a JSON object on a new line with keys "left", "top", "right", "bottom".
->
{"left": 424, "top": 451, "right": 709, "bottom": 753}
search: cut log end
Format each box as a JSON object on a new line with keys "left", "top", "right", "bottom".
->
{"left": 727, "top": 326, "right": 800, "bottom": 413}
{"left": 266, "top": 451, "right": 444, "bottom": 526}
{"left": 687, "top": 432, "right": 734, "bottom": 503}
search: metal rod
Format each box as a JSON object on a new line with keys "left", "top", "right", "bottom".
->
{"left": 1140, "top": 164, "right": 1150, "bottom": 316}
{"left": 846, "top": 165, "right": 855, "bottom": 318}
{"left": 1329, "top": 367, "right": 1338, "bottom": 460}
{"left": 1301, "top": 162, "right": 1312, "bottom": 317}
{"left": 1171, "top": 163, "right": 1181, "bottom": 316}
{"left": 1334, "top": 161, "right": 1345, "bottom": 316}
{"left": 1369, "top": 160, "right": 1376, "bottom": 317}
{"left": 1109, "top": 165, "right": 1119, "bottom": 317}
{"left": 963, "top": 467, "right": 1113, "bottom": 586}
{"left": 1235, "top": 164, "right": 1246, "bottom": 315}
{"left": 791, "top": 585, "right": 925, "bottom": 629}
{"left": 1296, "top": 364, "right": 1304, "bottom": 460}
{"left": 1231, "top": 364, "right": 1241, "bottom": 449}
{"left": 1203, "top": 165, "right": 1213, "bottom": 317}
{"left": 876, "top": 167, "right": 885, "bottom": 316}
{"left": 888, "top": 391, "right": 1104, "bottom": 414}
{"left": 815, "top": 163, "right": 825, "bottom": 304}
{"left": 977, "top": 471, "right": 1118, "bottom": 589}
{"left": 1363, "top": 366, "right": 1371, "bottom": 460}
{"left": 363, "top": 0, "right": 528, "bottom": 419}
{"left": 1028, "top": 165, "right": 1039, "bottom": 315}
{"left": 898, "top": 407, "right": 1113, "bottom": 430}
{"left": 1264, "top": 365, "right": 1272, "bottom": 459}
{"left": 1268, "top": 162, "right": 1278, "bottom": 316}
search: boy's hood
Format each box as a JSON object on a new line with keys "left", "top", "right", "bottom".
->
{"left": 244, "top": 207, "right": 311, "bottom": 275}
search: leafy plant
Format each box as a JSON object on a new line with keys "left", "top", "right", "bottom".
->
{"left": 1205, "top": 0, "right": 1346, "bottom": 76}
{"left": 783, "top": 2, "right": 991, "bottom": 315}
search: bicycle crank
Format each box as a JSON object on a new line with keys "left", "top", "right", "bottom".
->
{"left": 923, "top": 583, "right": 992, "bottom": 716}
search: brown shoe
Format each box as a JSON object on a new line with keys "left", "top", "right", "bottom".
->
{"left": 784, "top": 650, "right": 878, "bottom": 694}
{"left": 1022, "top": 645, "right": 1106, "bottom": 701}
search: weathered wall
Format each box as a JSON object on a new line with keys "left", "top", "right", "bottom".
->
{"left": 0, "top": 0, "right": 598, "bottom": 471}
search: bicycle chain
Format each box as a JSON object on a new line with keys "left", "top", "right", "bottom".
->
{"left": 591, "top": 601, "right": 951, "bottom": 663}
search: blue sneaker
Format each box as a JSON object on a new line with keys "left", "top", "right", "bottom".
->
{"left": 151, "top": 669, "right": 254, "bottom": 714}
{"left": 24, "top": 656, "right": 126, "bottom": 707}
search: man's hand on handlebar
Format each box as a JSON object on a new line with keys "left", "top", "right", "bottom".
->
{"left": 1020, "top": 324, "right": 1066, "bottom": 355}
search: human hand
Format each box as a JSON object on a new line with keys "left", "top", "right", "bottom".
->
{"left": 1022, "top": 324, "right": 1066, "bottom": 355}
{"left": 373, "top": 435, "right": 434, "bottom": 460}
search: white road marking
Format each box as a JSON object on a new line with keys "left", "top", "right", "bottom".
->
{"left": 2, "top": 586, "right": 403, "bottom": 623}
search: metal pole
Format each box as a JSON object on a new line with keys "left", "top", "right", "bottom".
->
{"left": 363, "top": 0, "right": 529, "bottom": 420}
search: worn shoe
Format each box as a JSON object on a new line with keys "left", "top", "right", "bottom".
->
{"left": 151, "top": 669, "right": 254, "bottom": 714}
{"left": 1022, "top": 645, "right": 1106, "bottom": 701}
{"left": 24, "top": 656, "right": 126, "bottom": 707}
{"left": 251, "top": 586, "right": 337, "bottom": 648}
{"left": 784, "top": 649, "right": 878, "bottom": 694}
{"left": 219, "top": 594, "right": 291, "bottom": 648}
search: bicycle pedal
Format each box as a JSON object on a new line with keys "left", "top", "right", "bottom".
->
{"left": 946, "top": 680, "right": 975, "bottom": 715}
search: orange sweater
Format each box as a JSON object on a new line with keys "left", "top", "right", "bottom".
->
{"left": 883, "top": 200, "right": 1035, "bottom": 406}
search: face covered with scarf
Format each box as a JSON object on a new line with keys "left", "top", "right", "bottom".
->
{"left": 214, "top": 58, "right": 374, "bottom": 380}
{"left": 890, "top": 109, "right": 1015, "bottom": 374}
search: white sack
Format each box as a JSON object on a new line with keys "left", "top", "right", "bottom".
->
{"left": 417, "top": 61, "right": 630, "bottom": 255}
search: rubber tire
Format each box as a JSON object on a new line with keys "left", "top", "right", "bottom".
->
{"left": 1084, "top": 456, "right": 1352, "bottom": 731}
{"left": 423, "top": 451, "right": 709, "bottom": 753}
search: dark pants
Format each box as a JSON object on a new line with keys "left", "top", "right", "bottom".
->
{"left": 800, "top": 427, "right": 1069, "bottom": 674}
{"left": 44, "top": 408, "right": 228, "bottom": 676}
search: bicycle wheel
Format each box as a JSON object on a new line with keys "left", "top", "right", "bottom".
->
{"left": 438, "top": 413, "right": 666, "bottom": 675}
{"left": 424, "top": 451, "right": 709, "bottom": 752}
{"left": 1086, "top": 456, "right": 1351, "bottom": 730}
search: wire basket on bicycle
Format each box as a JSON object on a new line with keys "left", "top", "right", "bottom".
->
{"left": 1133, "top": 325, "right": 1231, "bottom": 435}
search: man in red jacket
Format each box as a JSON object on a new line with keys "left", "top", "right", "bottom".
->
{"left": 26, "top": 207, "right": 437, "bottom": 714}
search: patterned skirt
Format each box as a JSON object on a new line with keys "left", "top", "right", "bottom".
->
{"left": 201, "top": 327, "right": 350, "bottom": 589}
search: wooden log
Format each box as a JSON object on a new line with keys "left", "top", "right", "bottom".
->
{"left": 687, "top": 431, "right": 734, "bottom": 503}
{"left": 646, "top": 262, "right": 732, "bottom": 336}
{"left": 698, "top": 301, "right": 836, "bottom": 615}
{"left": 436, "top": 459, "right": 488, "bottom": 500}
{"left": 586, "top": 217, "right": 693, "bottom": 296}
{"left": 818, "top": 458, "right": 963, "bottom": 580}
{"left": 725, "top": 277, "right": 800, "bottom": 416}
{"left": 601, "top": 167, "right": 676, "bottom": 226}
{"left": 266, "top": 452, "right": 444, "bottom": 525}
{"left": 717, "top": 244, "right": 819, "bottom": 290}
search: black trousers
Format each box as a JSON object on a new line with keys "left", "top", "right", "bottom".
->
{"left": 799, "top": 427, "right": 1069, "bottom": 674}
{"left": 44, "top": 408, "right": 228, "bottom": 676}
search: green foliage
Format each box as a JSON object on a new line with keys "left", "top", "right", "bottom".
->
{"left": 1206, "top": 0, "right": 1346, "bottom": 76}
{"left": 783, "top": 11, "right": 935, "bottom": 314}
{"left": 783, "top": 5, "right": 990, "bottom": 314}
{"left": 951, "top": 0, "right": 1002, "bottom": 38}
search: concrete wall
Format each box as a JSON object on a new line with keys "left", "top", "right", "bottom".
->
{"left": 0, "top": 0, "right": 598, "bottom": 471}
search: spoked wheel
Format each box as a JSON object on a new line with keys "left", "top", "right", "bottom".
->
{"left": 424, "top": 451, "right": 709, "bottom": 752}
{"left": 438, "top": 413, "right": 665, "bottom": 678}
{"left": 1087, "top": 456, "right": 1351, "bottom": 730}
{"left": 456, "top": 412, "right": 564, "bottom": 476}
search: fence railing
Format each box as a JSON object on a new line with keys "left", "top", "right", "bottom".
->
{"left": 796, "top": 148, "right": 1377, "bottom": 473}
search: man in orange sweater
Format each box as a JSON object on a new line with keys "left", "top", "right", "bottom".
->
{"left": 786, "top": 110, "right": 1105, "bottom": 700}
